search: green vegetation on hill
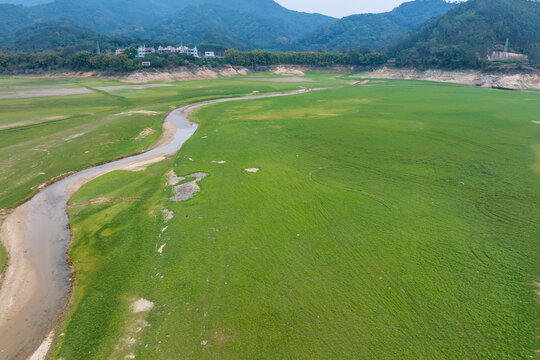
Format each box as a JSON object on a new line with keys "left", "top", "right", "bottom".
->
{"left": 225, "top": 49, "right": 386, "bottom": 67}
{"left": 0, "top": 4, "right": 33, "bottom": 43}
{"left": 52, "top": 82, "right": 540, "bottom": 359}
{"left": 0, "top": 48, "right": 385, "bottom": 73}
{"left": 390, "top": 0, "right": 540, "bottom": 69}
{"left": 0, "top": 0, "right": 334, "bottom": 51}
{"left": 296, "top": 0, "right": 455, "bottom": 51}
{"left": 0, "top": 20, "right": 131, "bottom": 53}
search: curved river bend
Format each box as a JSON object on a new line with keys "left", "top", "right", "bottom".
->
{"left": 0, "top": 89, "right": 315, "bottom": 359}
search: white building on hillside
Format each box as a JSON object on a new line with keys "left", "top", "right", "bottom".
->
{"left": 188, "top": 47, "right": 199, "bottom": 58}
{"left": 158, "top": 46, "right": 178, "bottom": 54}
{"left": 204, "top": 51, "right": 215, "bottom": 58}
{"left": 115, "top": 48, "right": 125, "bottom": 55}
{"left": 137, "top": 46, "right": 156, "bottom": 58}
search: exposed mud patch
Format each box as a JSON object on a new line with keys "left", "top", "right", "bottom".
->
{"left": 359, "top": 67, "right": 540, "bottom": 90}
{"left": 28, "top": 330, "right": 54, "bottom": 360}
{"left": 115, "top": 110, "right": 163, "bottom": 117}
{"left": 245, "top": 168, "right": 260, "bottom": 173}
{"left": 531, "top": 121, "right": 540, "bottom": 125}
{"left": 162, "top": 209, "right": 174, "bottom": 222}
{"left": 211, "top": 160, "right": 227, "bottom": 164}
{"left": 63, "top": 132, "right": 86, "bottom": 141}
{"left": 165, "top": 170, "right": 185, "bottom": 186}
{"left": 169, "top": 172, "right": 208, "bottom": 202}
{"left": 124, "top": 66, "right": 249, "bottom": 83}
{"left": 220, "top": 66, "right": 249, "bottom": 77}
{"left": 111, "top": 298, "right": 154, "bottom": 360}
{"left": 69, "top": 197, "right": 143, "bottom": 208}
{"left": 273, "top": 66, "right": 305, "bottom": 76}
{"left": 0, "top": 84, "right": 171, "bottom": 99}
{"left": 243, "top": 77, "right": 312, "bottom": 83}
{"left": 132, "top": 298, "right": 154, "bottom": 313}
{"left": 214, "top": 327, "right": 238, "bottom": 346}
{"left": 157, "top": 243, "right": 166, "bottom": 255}
{"left": 0, "top": 116, "right": 69, "bottom": 131}
{"left": 135, "top": 128, "right": 156, "bottom": 140}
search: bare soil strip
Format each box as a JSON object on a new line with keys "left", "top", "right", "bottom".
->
{"left": 0, "top": 84, "right": 171, "bottom": 99}
{"left": 242, "top": 77, "right": 313, "bottom": 83}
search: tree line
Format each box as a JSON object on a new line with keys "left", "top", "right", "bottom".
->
{"left": 0, "top": 49, "right": 217, "bottom": 73}
{"left": 225, "top": 49, "right": 386, "bottom": 67}
{"left": 0, "top": 48, "right": 385, "bottom": 73}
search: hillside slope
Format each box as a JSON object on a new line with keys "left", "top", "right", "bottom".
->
{"left": 296, "top": 0, "right": 455, "bottom": 51}
{"left": 0, "top": 0, "right": 334, "bottom": 50}
{"left": 0, "top": 20, "right": 130, "bottom": 52}
{"left": 390, "top": 0, "right": 540, "bottom": 68}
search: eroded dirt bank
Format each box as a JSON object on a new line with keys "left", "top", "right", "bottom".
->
{"left": 359, "top": 67, "right": 540, "bottom": 90}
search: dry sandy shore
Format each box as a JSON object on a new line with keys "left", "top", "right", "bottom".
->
{"left": 242, "top": 77, "right": 313, "bottom": 83}
{"left": 0, "top": 84, "right": 172, "bottom": 99}
{"left": 358, "top": 67, "right": 540, "bottom": 90}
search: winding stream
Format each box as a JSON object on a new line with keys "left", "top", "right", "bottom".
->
{"left": 0, "top": 89, "right": 316, "bottom": 359}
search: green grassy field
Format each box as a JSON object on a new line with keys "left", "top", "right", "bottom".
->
{"left": 50, "top": 84, "right": 540, "bottom": 359}
{"left": 0, "top": 74, "right": 346, "bottom": 210}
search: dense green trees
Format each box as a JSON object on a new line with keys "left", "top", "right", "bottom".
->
{"left": 295, "top": 0, "right": 455, "bottom": 51}
{"left": 0, "top": 52, "right": 142, "bottom": 73}
{"left": 0, "top": 0, "right": 334, "bottom": 51}
{"left": 225, "top": 49, "right": 386, "bottom": 67}
{"left": 389, "top": 0, "right": 540, "bottom": 69}
{"left": 0, "top": 48, "right": 384, "bottom": 73}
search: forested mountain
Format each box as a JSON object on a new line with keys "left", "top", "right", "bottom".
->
{"left": 0, "top": 0, "right": 334, "bottom": 50}
{"left": 137, "top": 3, "right": 295, "bottom": 49}
{"left": 0, "top": 4, "right": 33, "bottom": 42}
{"left": 390, "top": 0, "right": 540, "bottom": 68}
{"left": 296, "top": 0, "right": 456, "bottom": 51}
{"left": 0, "top": 20, "right": 130, "bottom": 52}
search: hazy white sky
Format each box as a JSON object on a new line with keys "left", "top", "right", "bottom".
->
{"left": 275, "top": 0, "right": 428, "bottom": 18}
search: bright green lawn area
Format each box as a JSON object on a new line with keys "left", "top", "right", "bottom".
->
{"left": 55, "top": 85, "right": 540, "bottom": 359}
{"left": 0, "top": 73, "right": 346, "bottom": 210}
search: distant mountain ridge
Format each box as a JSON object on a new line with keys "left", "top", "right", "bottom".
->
{"left": 0, "top": 20, "right": 130, "bottom": 52}
{"left": 0, "top": 0, "right": 461, "bottom": 53}
{"left": 296, "top": 0, "right": 456, "bottom": 51}
{"left": 0, "top": 0, "right": 335, "bottom": 50}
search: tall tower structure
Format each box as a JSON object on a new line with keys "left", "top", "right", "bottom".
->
{"left": 96, "top": 41, "right": 101, "bottom": 55}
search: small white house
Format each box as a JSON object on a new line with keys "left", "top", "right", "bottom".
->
{"left": 115, "top": 48, "right": 125, "bottom": 55}
{"left": 158, "top": 46, "right": 178, "bottom": 54}
{"left": 204, "top": 51, "right": 215, "bottom": 58}
{"left": 137, "top": 46, "right": 156, "bottom": 58}
{"left": 188, "top": 47, "right": 199, "bottom": 58}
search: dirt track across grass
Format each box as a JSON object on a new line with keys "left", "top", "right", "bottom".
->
{"left": 0, "top": 84, "right": 172, "bottom": 99}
